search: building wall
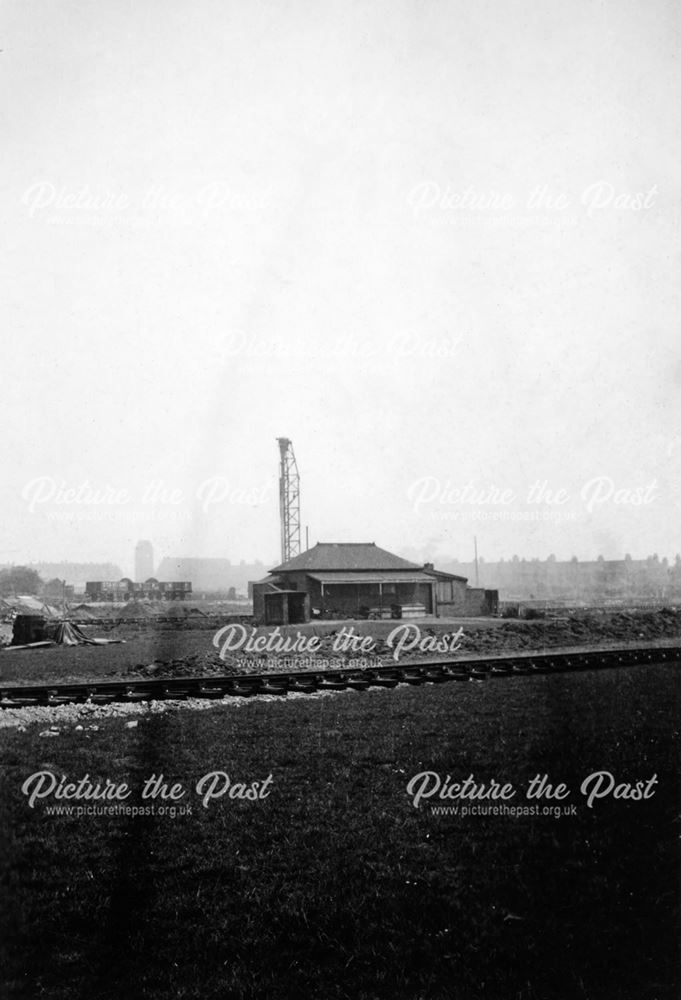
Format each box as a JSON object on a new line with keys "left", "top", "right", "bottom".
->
{"left": 432, "top": 578, "right": 467, "bottom": 615}
{"left": 134, "top": 541, "right": 154, "bottom": 583}
{"left": 264, "top": 591, "right": 310, "bottom": 625}
{"left": 252, "top": 582, "right": 276, "bottom": 622}
{"left": 284, "top": 575, "right": 433, "bottom": 617}
{"left": 465, "top": 588, "right": 499, "bottom": 615}
{"left": 256, "top": 571, "right": 502, "bottom": 621}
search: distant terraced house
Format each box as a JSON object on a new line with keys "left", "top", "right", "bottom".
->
{"left": 252, "top": 542, "right": 497, "bottom": 625}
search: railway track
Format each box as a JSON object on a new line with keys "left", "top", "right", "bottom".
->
{"left": 1, "top": 644, "right": 679, "bottom": 710}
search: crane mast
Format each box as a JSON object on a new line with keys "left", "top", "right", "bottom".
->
{"left": 277, "top": 437, "right": 301, "bottom": 564}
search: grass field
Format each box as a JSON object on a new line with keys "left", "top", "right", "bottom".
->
{"left": 1, "top": 662, "right": 679, "bottom": 1000}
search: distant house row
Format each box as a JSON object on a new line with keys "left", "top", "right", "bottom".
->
{"left": 21, "top": 558, "right": 267, "bottom": 596}
{"left": 435, "top": 554, "right": 681, "bottom": 601}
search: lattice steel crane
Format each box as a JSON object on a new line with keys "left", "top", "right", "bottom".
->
{"left": 277, "top": 437, "right": 301, "bottom": 564}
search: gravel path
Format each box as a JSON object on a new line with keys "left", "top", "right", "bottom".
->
{"left": 0, "top": 687, "right": 378, "bottom": 732}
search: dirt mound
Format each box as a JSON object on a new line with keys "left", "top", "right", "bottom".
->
{"left": 115, "top": 601, "right": 158, "bottom": 621}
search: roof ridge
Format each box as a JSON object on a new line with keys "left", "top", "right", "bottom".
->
{"left": 270, "top": 541, "right": 422, "bottom": 574}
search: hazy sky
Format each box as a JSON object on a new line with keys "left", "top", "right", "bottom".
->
{"left": 2, "top": 0, "right": 680, "bottom": 574}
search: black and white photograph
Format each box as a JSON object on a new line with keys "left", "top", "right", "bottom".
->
{"left": 1, "top": 2, "right": 679, "bottom": 998}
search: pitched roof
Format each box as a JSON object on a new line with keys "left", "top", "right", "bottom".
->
{"left": 423, "top": 568, "right": 469, "bottom": 583}
{"left": 308, "top": 571, "right": 435, "bottom": 585}
{"left": 271, "top": 543, "right": 423, "bottom": 574}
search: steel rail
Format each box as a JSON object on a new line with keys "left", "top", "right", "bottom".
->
{"left": 0, "top": 644, "right": 678, "bottom": 710}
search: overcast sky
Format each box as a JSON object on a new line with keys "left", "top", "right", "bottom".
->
{"left": 1, "top": 0, "right": 680, "bottom": 574}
